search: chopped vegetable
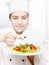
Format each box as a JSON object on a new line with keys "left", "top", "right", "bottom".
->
{"left": 12, "top": 43, "right": 40, "bottom": 53}
{"left": 30, "top": 44, "right": 37, "bottom": 50}
{"left": 15, "top": 47, "right": 21, "bottom": 51}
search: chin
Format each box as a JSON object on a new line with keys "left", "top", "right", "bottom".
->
{"left": 15, "top": 29, "right": 23, "bottom": 34}
{"left": 14, "top": 27, "right": 25, "bottom": 34}
{"left": 16, "top": 30, "right": 23, "bottom": 34}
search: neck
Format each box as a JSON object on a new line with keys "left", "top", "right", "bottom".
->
{"left": 16, "top": 31, "right": 23, "bottom": 35}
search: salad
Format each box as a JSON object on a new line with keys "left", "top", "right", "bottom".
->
{"left": 12, "top": 43, "right": 40, "bottom": 53}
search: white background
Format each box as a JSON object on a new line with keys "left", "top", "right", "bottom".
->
{"left": 47, "top": 0, "right": 49, "bottom": 50}
{"left": 0, "top": 0, "right": 9, "bottom": 28}
{"left": 47, "top": 0, "right": 49, "bottom": 37}
{"left": 0, "top": 0, "right": 46, "bottom": 37}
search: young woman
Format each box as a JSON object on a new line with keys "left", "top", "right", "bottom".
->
{"left": 0, "top": 0, "right": 34, "bottom": 65}
{"left": 0, "top": 0, "right": 49, "bottom": 65}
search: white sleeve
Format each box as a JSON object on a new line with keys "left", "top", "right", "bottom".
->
{"left": 0, "top": 42, "right": 6, "bottom": 65}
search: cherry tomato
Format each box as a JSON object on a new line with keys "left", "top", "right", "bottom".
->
{"left": 30, "top": 44, "right": 37, "bottom": 50}
{"left": 15, "top": 48, "right": 21, "bottom": 51}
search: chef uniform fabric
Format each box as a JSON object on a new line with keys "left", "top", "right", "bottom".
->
{"left": 0, "top": 23, "right": 49, "bottom": 65}
{"left": 34, "top": 49, "right": 49, "bottom": 65}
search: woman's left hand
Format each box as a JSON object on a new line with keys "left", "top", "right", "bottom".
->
{"left": 27, "top": 56, "right": 34, "bottom": 65}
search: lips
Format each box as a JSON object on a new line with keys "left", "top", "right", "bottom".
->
{"left": 15, "top": 25, "right": 24, "bottom": 27}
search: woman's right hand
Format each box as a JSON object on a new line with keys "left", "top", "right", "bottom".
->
{"left": 4, "top": 33, "right": 17, "bottom": 45}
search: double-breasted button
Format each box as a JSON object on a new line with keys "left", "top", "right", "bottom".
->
{"left": 22, "top": 59, "right": 25, "bottom": 62}
{"left": 24, "top": 36, "right": 26, "bottom": 38}
{"left": 9, "top": 59, "right": 12, "bottom": 61}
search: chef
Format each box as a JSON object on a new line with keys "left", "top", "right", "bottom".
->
{"left": 0, "top": 0, "right": 34, "bottom": 65}
{"left": 0, "top": 0, "right": 49, "bottom": 65}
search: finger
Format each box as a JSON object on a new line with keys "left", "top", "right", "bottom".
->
{"left": 6, "top": 34, "right": 16, "bottom": 40}
{"left": 6, "top": 34, "right": 22, "bottom": 40}
{"left": 5, "top": 41, "right": 13, "bottom": 45}
{"left": 5, "top": 38, "right": 15, "bottom": 42}
{"left": 5, "top": 39, "right": 15, "bottom": 45}
{"left": 6, "top": 33, "right": 17, "bottom": 39}
{"left": 16, "top": 35, "right": 22, "bottom": 39}
{"left": 6, "top": 36, "right": 16, "bottom": 41}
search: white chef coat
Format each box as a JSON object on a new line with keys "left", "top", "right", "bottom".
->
{"left": 0, "top": 23, "right": 49, "bottom": 65}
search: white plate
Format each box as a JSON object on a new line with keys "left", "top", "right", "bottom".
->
{"left": 6, "top": 45, "right": 44, "bottom": 56}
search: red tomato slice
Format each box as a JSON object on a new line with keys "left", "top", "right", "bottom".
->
{"left": 15, "top": 48, "right": 21, "bottom": 51}
{"left": 30, "top": 44, "right": 37, "bottom": 50}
